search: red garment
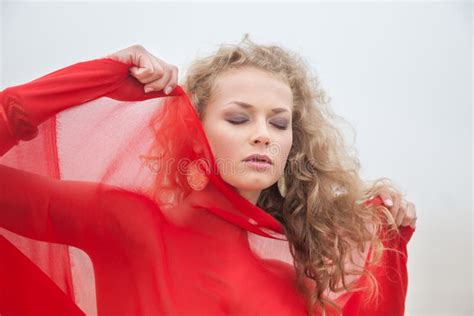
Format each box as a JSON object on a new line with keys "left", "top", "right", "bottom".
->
{"left": 0, "top": 58, "right": 415, "bottom": 316}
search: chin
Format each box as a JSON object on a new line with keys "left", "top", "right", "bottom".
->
{"left": 228, "top": 177, "right": 276, "bottom": 192}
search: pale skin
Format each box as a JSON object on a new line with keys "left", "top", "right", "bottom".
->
{"left": 107, "top": 45, "right": 417, "bottom": 229}
{"left": 201, "top": 67, "right": 293, "bottom": 205}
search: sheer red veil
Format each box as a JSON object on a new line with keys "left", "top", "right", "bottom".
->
{"left": 0, "top": 58, "right": 413, "bottom": 316}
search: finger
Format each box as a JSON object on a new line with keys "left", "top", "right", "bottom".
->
{"left": 401, "top": 202, "right": 417, "bottom": 228}
{"left": 143, "top": 58, "right": 169, "bottom": 83}
{"left": 395, "top": 199, "right": 407, "bottom": 226}
{"left": 130, "top": 61, "right": 164, "bottom": 84}
{"left": 144, "top": 65, "right": 172, "bottom": 93}
{"left": 130, "top": 65, "right": 154, "bottom": 83}
{"left": 163, "top": 65, "right": 178, "bottom": 95}
{"left": 387, "top": 191, "right": 401, "bottom": 222}
{"left": 130, "top": 45, "right": 157, "bottom": 73}
{"left": 378, "top": 191, "right": 394, "bottom": 208}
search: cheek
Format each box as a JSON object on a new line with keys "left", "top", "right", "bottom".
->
{"left": 204, "top": 122, "right": 241, "bottom": 161}
{"left": 275, "top": 134, "right": 293, "bottom": 170}
{"left": 283, "top": 133, "right": 293, "bottom": 152}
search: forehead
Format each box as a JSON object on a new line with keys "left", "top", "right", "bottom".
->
{"left": 209, "top": 67, "right": 293, "bottom": 112}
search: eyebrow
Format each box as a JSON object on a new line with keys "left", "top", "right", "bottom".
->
{"left": 224, "top": 101, "right": 290, "bottom": 114}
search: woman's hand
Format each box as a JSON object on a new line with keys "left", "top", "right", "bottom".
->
{"left": 105, "top": 45, "right": 178, "bottom": 95}
{"left": 377, "top": 189, "right": 418, "bottom": 229}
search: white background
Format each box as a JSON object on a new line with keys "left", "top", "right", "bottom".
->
{"left": 1, "top": 1, "right": 472, "bottom": 315}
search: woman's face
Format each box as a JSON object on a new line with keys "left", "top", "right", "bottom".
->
{"left": 201, "top": 66, "right": 294, "bottom": 204}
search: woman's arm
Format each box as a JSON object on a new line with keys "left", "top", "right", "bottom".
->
{"left": 0, "top": 48, "right": 172, "bottom": 253}
{"left": 0, "top": 162, "right": 152, "bottom": 251}
{"left": 0, "top": 112, "right": 160, "bottom": 254}
{"left": 0, "top": 59, "right": 131, "bottom": 156}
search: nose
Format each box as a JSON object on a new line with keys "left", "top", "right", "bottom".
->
{"left": 252, "top": 135, "right": 270, "bottom": 145}
{"left": 251, "top": 122, "right": 271, "bottom": 146}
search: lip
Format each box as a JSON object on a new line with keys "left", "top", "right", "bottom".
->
{"left": 243, "top": 154, "right": 273, "bottom": 165}
{"left": 244, "top": 160, "right": 272, "bottom": 171}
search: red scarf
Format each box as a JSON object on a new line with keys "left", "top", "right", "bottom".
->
{"left": 0, "top": 58, "right": 414, "bottom": 315}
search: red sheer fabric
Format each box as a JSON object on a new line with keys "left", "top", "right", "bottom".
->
{"left": 0, "top": 58, "right": 415, "bottom": 315}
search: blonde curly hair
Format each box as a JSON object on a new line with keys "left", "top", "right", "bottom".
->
{"left": 182, "top": 34, "right": 405, "bottom": 316}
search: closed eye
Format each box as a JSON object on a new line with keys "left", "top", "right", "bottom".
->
{"left": 273, "top": 124, "right": 288, "bottom": 130}
{"left": 227, "top": 119, "right": 247, "bottom": 125}
{"left": 227, "top": 120, "right": 288, "bottom": 130}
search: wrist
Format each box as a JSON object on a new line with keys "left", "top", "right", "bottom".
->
{"left": 1, "top": 90, "right": 38, "bottom": 141}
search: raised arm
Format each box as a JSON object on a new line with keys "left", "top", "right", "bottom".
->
{"left": 0, "top": 50, "right": 174, "bottom": 253}
{"left": 0, "top": 60, "right": 126, "bottom": 155}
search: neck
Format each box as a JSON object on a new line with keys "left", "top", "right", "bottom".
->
{"left": 237, "top": 189, "right": 261, "bottom": 205}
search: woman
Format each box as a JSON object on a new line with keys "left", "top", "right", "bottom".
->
{"left": 0, "top": 35, "right": 416, "bottom": 316}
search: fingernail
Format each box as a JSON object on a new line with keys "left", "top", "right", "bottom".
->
{"left": 164, "top": 86, "right": 172, "bottom": 95}
{"left": 144, "top": 87, "right": 153, "bottom": 93}
{"left": 384, "top": 199, "right": 393, "bottom": 206}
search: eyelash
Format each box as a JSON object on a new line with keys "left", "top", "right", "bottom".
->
{"left": 227, "top": 120, "right": 289, "bottom": 130}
